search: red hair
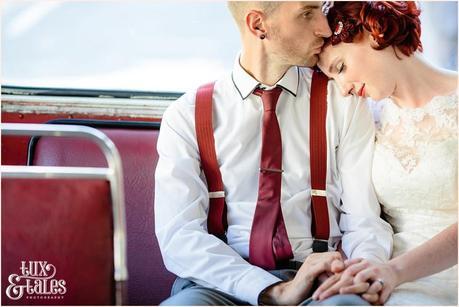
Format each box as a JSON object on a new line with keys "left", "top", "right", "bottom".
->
{"left": 326, "top": 1, "right": 423, "bottom": 56}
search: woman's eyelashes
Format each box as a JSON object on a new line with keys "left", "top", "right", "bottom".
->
{"left": 337, "top": 62, "right": 345, "bottom": 74}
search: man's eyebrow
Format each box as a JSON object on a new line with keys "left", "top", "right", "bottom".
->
{"left": 299, "top": 4, "right": 321, "bottom": 11}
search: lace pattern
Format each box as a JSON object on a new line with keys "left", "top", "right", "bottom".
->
{"left": 371, "top": 93, "right": 458, "bottom": 306}
{"left": 376, "top": 94, "right": 458, "bottom": 173}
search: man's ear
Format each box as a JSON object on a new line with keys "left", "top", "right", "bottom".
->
{"left": 246, "top": 10, "right": 267, "bottom": 39}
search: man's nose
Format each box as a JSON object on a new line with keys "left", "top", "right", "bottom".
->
{"left": 314, "top": 11, "right": 332, "bottom": 38}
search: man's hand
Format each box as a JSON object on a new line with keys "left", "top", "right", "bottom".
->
{"left": 259, "top": 252, "right": 345, "bottom": 305}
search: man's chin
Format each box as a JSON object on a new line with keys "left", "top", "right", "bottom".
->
{"left": 298, "top": 54, "right": 318, "bottom": 68}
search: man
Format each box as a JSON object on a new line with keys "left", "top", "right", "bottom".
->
{"left": 155, "top": 2, "right": 393, "bottom": 305}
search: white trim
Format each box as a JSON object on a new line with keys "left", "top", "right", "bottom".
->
{"left": 1, "top": 94, "right": 174, "bottom": 118}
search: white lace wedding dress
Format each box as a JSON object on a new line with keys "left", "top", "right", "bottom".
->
{"left": 372, "top": 93, "right": 458, "bottom": 305}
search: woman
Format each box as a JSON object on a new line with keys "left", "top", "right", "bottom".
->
{"left": 312, "top": 1, "right": 458, "bottom": 305}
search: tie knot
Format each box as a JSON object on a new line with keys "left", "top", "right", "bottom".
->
{"left": 254, "top": 86, "right": 283, "bottom": 112}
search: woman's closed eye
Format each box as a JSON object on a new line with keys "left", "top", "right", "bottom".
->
{"left": 337, "top": 62, "right": 345, "bottom": 74}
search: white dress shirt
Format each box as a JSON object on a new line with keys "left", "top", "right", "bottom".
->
{"left": 154, "top": 59, "right": 393, "bottom": 305}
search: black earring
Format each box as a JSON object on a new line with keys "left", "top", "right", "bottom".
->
{"left": 260, "top": 34, "right": 266, "bottom": 40}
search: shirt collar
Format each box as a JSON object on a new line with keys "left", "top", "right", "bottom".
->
{"left": 231, "top": 56, "right": 299, "bottom": 100}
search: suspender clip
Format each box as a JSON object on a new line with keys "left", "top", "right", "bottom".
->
{"left": 311, "top": 189, "right": 327, "bottom": 197}
{"left": 260, "top": 168, "right": 283, "bottom": 173}
{"left": 208, "top": 191, "right": 225, "bottom": 199}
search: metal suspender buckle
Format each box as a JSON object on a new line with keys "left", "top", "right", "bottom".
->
{"left": 311, "top": 189, "right": 327, "bottom": 197}
{"left": 208, "top": 191, "right": 225, "bottom": 199}
{"left": 312, "top": 239, "right": 329, "bottom": 253}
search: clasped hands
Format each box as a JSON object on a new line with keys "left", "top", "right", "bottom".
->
{"left": 259, "top": 252, "right": 399, "bottom": 305}
{"left": 312, "top": 257, "right": 399, "bottom": 305}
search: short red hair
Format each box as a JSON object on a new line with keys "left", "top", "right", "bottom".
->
{"left": 326, "top": 1, "right": 423, "bottom": 56}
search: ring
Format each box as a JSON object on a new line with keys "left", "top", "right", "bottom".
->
{"left": 376, "top": 279, "right": 385, "bottom": 287}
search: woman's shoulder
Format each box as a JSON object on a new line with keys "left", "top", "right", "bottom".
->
{"left": 430, "top": 67, "right": 458, "bottom": 100}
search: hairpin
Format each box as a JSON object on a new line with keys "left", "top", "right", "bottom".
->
{"left": 334, "top": 21, "right": 344, "bottom": 35}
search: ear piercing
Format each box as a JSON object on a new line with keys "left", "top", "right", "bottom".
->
{"left": 260, "top": 34, "right": 266, "bottom": 40}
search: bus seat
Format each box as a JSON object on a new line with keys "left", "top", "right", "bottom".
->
{"left": 1, "top": 123, "right": 127, "bottom": 305}
{"left": 2, "top": 178, "right": 114, "bottom": 305}
{"left": 29, "top": 120, "right": 175, "bottom": 305}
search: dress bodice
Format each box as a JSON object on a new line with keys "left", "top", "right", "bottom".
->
{"left": 371, "top": 93, "right": 458, "bottom": 305}
{"left": 373, "top": 93, "right": 458, "bottom": 240}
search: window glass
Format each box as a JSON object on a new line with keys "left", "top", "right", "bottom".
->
{"left": 2, "top": 0, "right": 240, "bottom": 92}
{"left": 2, "top": 1, "right": 457, "bottom": 93}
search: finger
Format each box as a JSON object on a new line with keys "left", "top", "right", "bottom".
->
{"left": 331, "top": 259, "right": 345, "bottom": 273}
{"left": 343, "top": 260, "right": 371, "bottom": 277}
{"left": 379, "top": 287, "right": 392, "bottom": 305}
{"left": 366, "top": 280, "right": 383, "bottom": 294}
{"left": 315, "top": 274, "right": 341, "bottom": 293}
{"left": 318, "top": 276, "right": 354, "bottom": 301}
{"left": 354, "top": 268, "right": 377, "bottom": 284}
{"left": 312, "top": 273, "right": 341, "bottom": 300}
{"left": 308, "top": 260, "right": 336, "bottom": 280}
{"left": 338, "top": 282, "right": 370, "bottom": 294}
{"left": 362, "top": 293, "right": 379, "bottom": 304}
{"left": 326, "top": 251, "right": 343, "bottom": 262}
{"left": 344, "top": 258, "right": 363, "bottom": 267}
{"left": 305, "top": 252, "right": 341, "bottom": 266}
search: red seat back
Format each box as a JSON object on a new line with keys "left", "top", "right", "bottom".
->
{"left": 31, "top": 123, "right": 175, "bottom": 305}
{"left": 1, "top": 178, "right": 114, "bottom": 305}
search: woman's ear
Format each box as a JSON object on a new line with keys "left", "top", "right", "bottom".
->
{"left": 369, "top": 33, "right": 381, "bottom": 48}
{"left": 246, "top": 10, "right": 267, "bottom": 40}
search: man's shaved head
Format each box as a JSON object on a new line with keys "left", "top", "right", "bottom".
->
{"left": 227, "top": 1, "right": 332, "bottom": 69}
{"left": 227, "top": 1, "right": 281, "bottom": 31}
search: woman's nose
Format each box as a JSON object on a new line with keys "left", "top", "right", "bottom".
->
{"left": 339, "top": 83, "right": 354, "bottom": 97}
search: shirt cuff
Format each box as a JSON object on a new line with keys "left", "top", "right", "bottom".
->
{"left": 235, "top": 266, "right": 282, "bottom": 305}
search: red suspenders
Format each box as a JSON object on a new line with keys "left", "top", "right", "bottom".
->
{"left": 309, "top": 71, "right": 331, "bottom": 253}
{"left": 195, "top": 82, "right": 227, "bottom": 239}
{"left": 194, "top": 71, "right": 330, "bottom": 253}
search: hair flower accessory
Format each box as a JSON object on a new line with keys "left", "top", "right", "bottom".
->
{"left": 330, "top": 17, "right": 361, "bottom": 45}
{"left": 334, "top": 21, "right": 344, "bottom": 35}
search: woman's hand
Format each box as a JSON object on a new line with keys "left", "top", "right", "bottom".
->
{"left": 312, "top": 258, "right": 371, "bottom": 301}
{"left": 313, "top": 258, "right": 400, "bottom": 305}
{"left": 344, "top": 261, "right": 400, "bottom": 305}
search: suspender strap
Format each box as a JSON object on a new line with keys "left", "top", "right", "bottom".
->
{"left": 195, "top": 73, "right": 329, "bottom": 248}
{"left": 195, "top": 82, "right": 227, "bottom": 239}
{"left": 310, "top": 71, "right": 330, "bottom": 253}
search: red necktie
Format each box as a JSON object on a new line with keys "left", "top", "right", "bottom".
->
{"left": 249, "top": 86, "right": 294, "bottom": 270}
